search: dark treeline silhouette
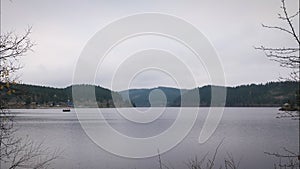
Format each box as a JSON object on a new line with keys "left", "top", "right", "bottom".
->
{"left": 174, "top": 81, "right": 299, "bottom": 107}
{"left": 1, "top": 81, "right": 299, "bottom": 108}
{"left": 126, "top": 81, "right": 299, "bottom": 107}
{"left": 0, "top": 83, "right": 122, "bottom": 108}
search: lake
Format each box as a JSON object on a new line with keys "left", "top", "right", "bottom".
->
{"left": 6, "top": 108, "right": 300, "bottom": 169}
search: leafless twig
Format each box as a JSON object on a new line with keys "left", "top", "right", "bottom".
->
{"left": 255, "top": 0, "right": 300, "bottom": 81}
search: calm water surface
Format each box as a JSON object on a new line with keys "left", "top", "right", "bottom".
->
{"left": 7, "top": 108, "right": 299, "bottom": 169}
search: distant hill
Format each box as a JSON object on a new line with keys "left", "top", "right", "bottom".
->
{"left": 1, "top": 81, "right": 299, "bottom": 108}
{"left": 1, "top": 83, "right": 123, "bottom": 108}
{"left": 225, "top": 81, "right": 299, "bottom": 107}
{"left": 121, "top": 81, "right": 299, "bottom": 107}
{"left": 119, "top": 87, "right": 188, "bottom": 107}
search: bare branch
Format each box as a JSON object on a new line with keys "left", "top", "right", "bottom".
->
{"left": 262, "top": 24, "right": 295, "bottom": 36}
{"left": 265, "top": 147, "right": 300, "bottom": 169}
{"left": 256, "top": 0, "right": 300, "bottom": 81}
{"left": 280, "top": 0, "right": 300, "bottom": 44}
{"left": 1, "top": 27, "right": 61, "bottom": 169}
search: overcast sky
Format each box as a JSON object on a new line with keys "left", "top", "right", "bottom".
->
{"left": 1, "top": 0, "right": 299, "bottom": 91}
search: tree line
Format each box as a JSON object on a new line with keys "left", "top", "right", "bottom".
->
{"left": 2, "top": 81, "right": 298, "bottom": 108}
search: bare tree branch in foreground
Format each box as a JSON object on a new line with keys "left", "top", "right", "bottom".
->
{"left": 265, "top": 147, "right": 300, "bottom": 169}
{"left": 1, "top": 28, "right": 61, "bottom": 169}
{"left": 255, "top": 0, "right": 300, "bottom": 81}
{"left": 0, "top": 27, "right": 34, "bottom": 84}
{"left": 156, "top": 139, "right": 241, "bottom": 169}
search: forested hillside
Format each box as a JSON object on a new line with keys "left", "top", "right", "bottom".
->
{"left": 119, "top": 87, "right": 187, "bottom": 107}
{"left": 0, "top": 83, "right": 122, "bottom": 108}
{"left": 124, "top": 81, "right": 299, "bottom": 107}
{"left": 1, "top": 81, "right": 298, "bottom": 108}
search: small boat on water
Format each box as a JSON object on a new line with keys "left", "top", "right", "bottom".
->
{"left": 62, "top": 108, "right": 71, "bottom": 112}
{"left": 62, "top": 99, "right": 73, "bottom": 112}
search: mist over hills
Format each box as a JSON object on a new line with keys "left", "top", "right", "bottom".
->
{"left": 1, "top": 81, "right": 299, "bottom": 108}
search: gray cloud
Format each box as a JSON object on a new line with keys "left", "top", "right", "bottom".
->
{"left": 1, "top": 0, "right": 298, "bottom": 90}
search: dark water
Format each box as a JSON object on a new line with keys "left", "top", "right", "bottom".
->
{"left": 7, "top": 108, "right": 299, "bottom": 169}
